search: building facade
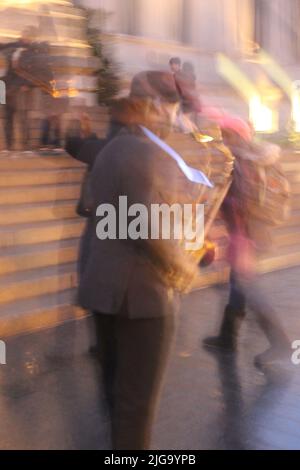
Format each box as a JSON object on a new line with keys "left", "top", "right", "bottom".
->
{"left": 75, "top": 1, "right": 300, "bottom": 69}
{"left": 74, "top": 0, "right": 300, "bottom": 124}
{"left": 1, "top": 1, "right": 300, "bottom": 121}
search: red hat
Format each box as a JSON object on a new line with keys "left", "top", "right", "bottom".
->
{"left": 221, "top": 115, "right": 252, "bottom": 142}
{"left": 203, "top": 106, "right": 252, "bottom": 142}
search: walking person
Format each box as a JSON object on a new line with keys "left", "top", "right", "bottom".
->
{"left": 203, "top": 118, "right": 290, "bottom": 370}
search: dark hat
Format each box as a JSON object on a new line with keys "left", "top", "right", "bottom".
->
{"left": 130, "top": 71, "right": 179, "bottom": 103}
{"left": 169, "top": 57, "right": 181, "bottom": 65}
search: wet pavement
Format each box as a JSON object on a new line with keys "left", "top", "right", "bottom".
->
{"left": 1, "top": 267, "right": 300, "bottom": 450}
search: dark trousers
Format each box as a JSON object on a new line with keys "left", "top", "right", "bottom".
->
{"left": 228, "top": 270, "right": 246, "bottom": 313}
{"left": 4, "top": 88, "right": 31, "bottom": 150}
{"left": 93, "top": 310, "right": 176, "bottom": 450}
{"left": 41, "top": 117, "right": 61, "bottom": 147}
{"left": 4, "top": 98, "right": 15, "bottom": 150}
{"left": 227, "top": 269, "right": 288, "bottom": 348}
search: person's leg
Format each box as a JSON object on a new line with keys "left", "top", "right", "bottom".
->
{"left": 52, "top": 115, "right": 62, "bottom": 148}
{"left": 4, "top": 98, "right": 15, "bottom": 150}
{"left": 241, "top": 278, "right": 290, "bottom": 366}
{"left": 41, "top": 119, "right": 50, "bottom": 147}
{"left": 17, "top": 88, "right": 31, "bottom": 151}
{"left": 112, "top": 314, "right": 176, "bottom": 450}
{"left": 203, "top": 270, "right": 246, "bottom": 351}
{"left": 228, "top": 270, "right": 246, "bottom": 312}
{"left": 92, "top": 312, "right": 117, "bottom": 416}
{"left": 78, "top": 219, "right": 93, "bottom": 280}
{"left": 23, "top": 89, "right": 31, "bottom": 149}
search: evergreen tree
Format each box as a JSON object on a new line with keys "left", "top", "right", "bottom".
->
{"left": 84, "top": 8, "right": 120, "bottom": 106}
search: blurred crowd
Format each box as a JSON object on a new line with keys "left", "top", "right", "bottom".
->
{"left": 0, "top": 27, "right": 70, "bottom": 154}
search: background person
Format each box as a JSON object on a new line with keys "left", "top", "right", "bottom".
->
{"left": 0, "top": 26, "right": 38, "bottom": 152}
{"left": 203, "top": 119, "right": 290, "bottom": 370}
{"left": 169, "top": 57, "right": 202, "bottom": 118}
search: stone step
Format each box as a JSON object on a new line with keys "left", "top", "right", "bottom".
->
{"left": 0, "top": 294, "right": 84, "bottom": 338}
{"left": 290, "top": 182, "right": 300, "bottom": 194}
{"left": 291, "top": 197, "right": 300, "bottom": 210}
{"left": 0, "top": 106, "right": 108, "bottom": 120}
{"left": 0, "top": 154, "right": 85, "bottom": 171}
{"left": 28, "top": 108, "right": 108, "bottom": 121}
{"left": 1, "top": 243, "right": 300, "bottom": 338}
{"left": 0, "top": 239, "right": 79, "bottom": 277}
{"left": 258, "top": 244, "right": 300, "bottom": 273}
{"left": 1, "top": 227, "right": 298, "bottom": 305}
{"left": 286, "top": 171, "right": 300, "bottom": 183}
{"left": 0, "top": 223, "right": 288, "bottom": 275}
{"left": 0, "top": 183, "right": 81, "bottom": 206}
{"left": 270, "top": 224, "right": 300, "bottom": 250}
{"left": 282, "top": 151, "right": 300, "bottom": 162}
{"left": 0, "top": 219, "right": 84, "bottom": 248}
{"left": 0, "top": 264, "right": 77, "bottom": 306}
{"left": 28, "top": 124, "right": 107, "bottom": 141}
{"left": 0, "top": 201, "right": 78, "bottom": 226}
{"left": 282, "top": 161, "right": 300, "bottom": 173}
{"left": 284, "top": 209, "right": 300, "bottom": 227}
{"left": 0, "top": 168, "right": 85, "bottom": 188}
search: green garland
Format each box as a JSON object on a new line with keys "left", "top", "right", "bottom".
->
{"left": 84, "top": 8, "right": 120, "bottom": 106}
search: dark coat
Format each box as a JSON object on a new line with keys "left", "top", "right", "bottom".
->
{"left": 65, "top": 121, "right": 124, "bottom": 169}
{"left": 0, "top": 41, "right": 30, "bottom": 89}
{"left": 65, "top": 134, "right": 106, "bottom": 169}
{"left": 78, "top": 127, "right": 198, "bottom": 319}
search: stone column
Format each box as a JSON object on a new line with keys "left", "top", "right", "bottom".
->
{"left": 89, "top": 0, "right": 126, "bottom": 33}
{"left": 223, "top": 0, "right": 255, "bottom": 55}
{"left": 182, "top": 0, "right": 254, "bottom": 56}
{"left": 266, "top": 0, "right": 294, "bottom": 64}
{"left": 181, "top": 0, "right": 226, "bottom": 52}
{"left": 134, "top": 0, "right": 182, "bottom": 41}
{"left": 236, "top": 0, "right": 255, "bottom": 55}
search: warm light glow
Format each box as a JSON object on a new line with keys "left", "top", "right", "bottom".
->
{"left": 257, "top": 50, "right": 293, "bottom": 100}
{"left": 50, "top": 79, "right": 79, "bottom": 98}
{"left": 0, "top": 0, "right": 71, "bottom": 7}
{"left": 194, "top": 134, "right": 214, "bottom": 143}
{"left": 248, "top": 50, "right": 300, "bottom": 133}
{"left": 249, "top": 95, "right": 276, "bottom": 133}
{"left": 67, "top": 80, "right": 79, "bottom": 98}
{"left": 217, "top": 54, "right": 278, "bottom": 134}
{"left": 216, "top": 53, "right": 258, "bottom": 102}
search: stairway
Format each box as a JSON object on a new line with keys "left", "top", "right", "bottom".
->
{"left": 1, "top": 146, "right": 300, "bottom": 338}
{"left": 0, "top": 152, "right": 86, "bottom": 337}
{"left": 0, "top": 105, "right": 109, "bottom": 151}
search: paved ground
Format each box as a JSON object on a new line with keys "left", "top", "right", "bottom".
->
{"left": 1, "top": 267, "right": 300, "bottom": 450}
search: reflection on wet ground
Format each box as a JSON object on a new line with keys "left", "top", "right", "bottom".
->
{"left": 1, "top": 267, "right": 300, "bottom": 450}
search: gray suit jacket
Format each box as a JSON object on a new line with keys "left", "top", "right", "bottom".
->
{"left": 78, "top": 128, "right": 198, "bottom": 319}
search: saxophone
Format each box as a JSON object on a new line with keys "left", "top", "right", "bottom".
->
{"left": 156, "top": 125, "right": 234, "bottom": 293}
